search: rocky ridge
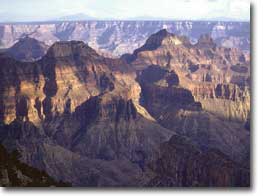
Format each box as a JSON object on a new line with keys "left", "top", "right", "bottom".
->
{"left": 148, "top": 135, "right": 249, "bottom": 187}
{"left": 0, "top": 21, "right": 250, "bottom": 57}
{"left": 3, "top": 36, "right": 48, "bottom": 62}
{"left": 0, "top": 29, "right": 250, "bottom": 186}
{"left": 127, "top": 29, "right": 250, "bottom": 122}
{"left": 0, "top": 143, "right": 69, "bottom": 187}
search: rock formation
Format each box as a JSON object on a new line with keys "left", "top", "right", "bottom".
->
{"left": 0, "top": 28, "right": 250, "bottom": 187}
{"left": 0, "top": 143, "right": 69, "bottom": 187}
{"left": 0, "top": 21, "right": 250, "bottom": 57}
{"left": 148, "top": 135, "right": 249, "bottom": 187}
{"left": 3, "top": 36, "right": 48, "bottom": 62}
{"left": 127, "top": 29, "right": 250, "bottom": 122}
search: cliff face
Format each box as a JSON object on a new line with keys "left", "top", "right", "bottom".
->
{"left": 0, "top": 103, "right": 171, "bottom": 186}
{"left": 128, "top": 29, "right": 250, "bottom": 122}
{"left": 0, "top": 21, "right": 250, "bottom": 57}
{"left": 0, "top": 40, "right": 131, "bottom": 125}
{"left": 0, "top": 29, "right": 250, "bottom": 187}
{"left": 0, "top": 40, "right": 173, "bottom": 186}
{"left": 136, "top": 65, "right": 201, "bottom": 116}
{"left": 0, "top": 143, "right": 69, "bottom": 187}
{"left": 49, "top": 94, "right": 173, "bottom": 164}
{"left": 133, "top": 62, "right": 249, "bottom": 166}
{"left": 148, "top": 135, "right": 249, "bottom": 187}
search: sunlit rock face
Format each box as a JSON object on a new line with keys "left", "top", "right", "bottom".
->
{"left": 0, "top": 40, "right": 132, "bottom": 125}
{"left": 0, "top": 21, "right": 250, "bottom": 57}
{"left": 0, "top": 28, "right": 250, "bottom": 187}
{"left": 0, "top": 39, "right": 173, "bottom": 186}
{"left": 126, "top": 29, "right": 250, "bottom": 122}
{"left": 123, "top": 29, "right": 250, "bottom": 168}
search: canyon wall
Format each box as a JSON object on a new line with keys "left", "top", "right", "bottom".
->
{"left": 0, "top": 28, "right": 250, "bottom": 187}
{"left": 0, "top": 21, "right": 250, "bottom": 57}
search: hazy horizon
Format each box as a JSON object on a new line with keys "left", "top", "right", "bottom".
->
{"left": 0, "top": 0, "right": 250, "bottom": 22}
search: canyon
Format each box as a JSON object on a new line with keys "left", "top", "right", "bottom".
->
{"left": 0, "top": 21, "right": 250, "bottom": 57}
{"left": 0, "top": 23, "right": 250, "bottom": 187}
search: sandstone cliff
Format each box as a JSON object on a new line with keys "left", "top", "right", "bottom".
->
{"left": 127, "top": 29, "right": 250, "bottom": 122}
{"left": 0, "top": 29, "right": 250, "bottom": 187}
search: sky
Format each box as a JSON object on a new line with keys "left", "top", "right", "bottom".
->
{"left": 0, "top": 0, "right": 250, "bottom": 22}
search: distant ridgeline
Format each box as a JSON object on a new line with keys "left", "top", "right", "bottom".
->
{"left": 0, "top": 21, "right": 250, "bottom": 57}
